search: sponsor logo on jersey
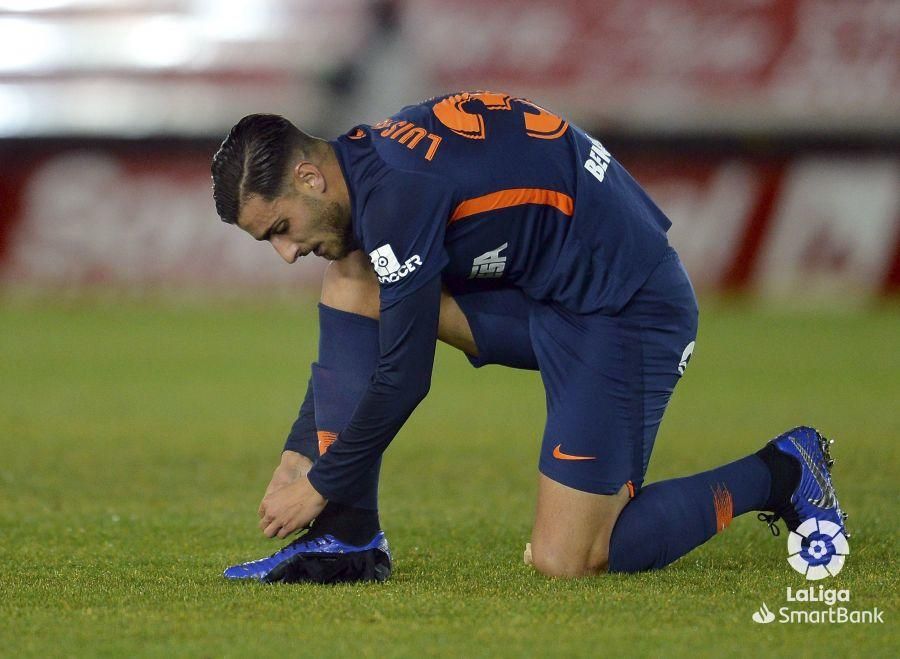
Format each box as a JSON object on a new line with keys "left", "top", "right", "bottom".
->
{"left": 369, "top": 244, "right": 422, "bottom": 284}
{"left": 584, "top": 135, "right": 612, "bottom": 183}
{"left": 469, "top": 242, "right": 508, "bottom": 279}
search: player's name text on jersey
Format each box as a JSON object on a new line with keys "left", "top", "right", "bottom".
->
{"left": 372, "top": 119, "right": 443, "bottom": 162}
{"left": 369, "top": 244, "right": 423, "bottom": 285}
{"left": 584, "top": 136, "right": 611, "bottom": 183}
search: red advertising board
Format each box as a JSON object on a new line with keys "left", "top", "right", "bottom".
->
{"left": 0, "top": 144, "right": 325, "bottom": 289}
{"left": 2, "top": 143, "right": 897, "bottom": 297}
{"left": 404, "top": 0, "right": 900, "bottom": 132}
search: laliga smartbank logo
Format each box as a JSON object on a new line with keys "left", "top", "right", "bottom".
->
{"left": 751, "top": 517, "right": 883, "bottom": 625}
{"left": 751, "top": 587, "right": 883, "bottom": 625}
{"left": 752, "top": 603, "right": 776, "bottom": 624}
{"left": 787, "top": 518, "right": 849, "bottom": 580}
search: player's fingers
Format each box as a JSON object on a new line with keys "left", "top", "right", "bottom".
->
{"left": 263, "top": 519, "right": 281, "bottom": 538}
{"left": 281, "top": 515, "right": 304, "bottom": 538}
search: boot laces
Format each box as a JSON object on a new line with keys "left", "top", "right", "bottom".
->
{"left": 757, "top": 512, "right": 782, "bottom": 536}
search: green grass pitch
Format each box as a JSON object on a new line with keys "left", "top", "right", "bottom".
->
{"left": 1, "top": 296, "right": 897, "bottom": 657}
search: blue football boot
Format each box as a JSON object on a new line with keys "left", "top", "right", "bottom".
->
{"left": 223, "top": 531, "right": 391, "bottom": 584}
{"left": 758, "top": 426, "right": 849, "bottom": 539}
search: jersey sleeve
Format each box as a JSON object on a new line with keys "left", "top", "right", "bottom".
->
{"left": 357, "top": 169, "right": 453, "bottom": 304}
{"left": 303, "top": 168, "right": 453, "bottom": 504}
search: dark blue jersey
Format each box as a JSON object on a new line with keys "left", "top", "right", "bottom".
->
{"left": 307, "top": 92, "right": 673, "bottom": 503}
{"left": 333, "top": 91, "right": 671, "bottom": 313}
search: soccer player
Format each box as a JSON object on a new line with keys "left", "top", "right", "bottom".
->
{"left": 211, "top": 92, "right": 848, "bottom": 583}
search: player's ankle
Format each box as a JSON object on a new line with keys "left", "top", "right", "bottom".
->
{"left": 755, "top": 444, "right": 801, "bottom": 512}
{"left": 310, "top": 502, "right": 381, "bottom": 545}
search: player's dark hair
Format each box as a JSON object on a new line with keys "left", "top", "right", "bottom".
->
{"left": 211, "top": 114, "right": 319, "bottom": 224}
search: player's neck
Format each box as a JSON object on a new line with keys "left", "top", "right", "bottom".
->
{"left": 321, "top": 143, "right": 351, "bottom": 215}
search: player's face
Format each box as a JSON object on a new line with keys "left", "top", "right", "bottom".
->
{"left": 237, "top": 170, "right": 353, "bottom": 263}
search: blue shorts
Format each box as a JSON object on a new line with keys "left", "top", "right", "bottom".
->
{"left": 455, "top": 248, "right": 698, "bottom": 496}
{"left": 531, "top": 248, "right": 698, "bottom": 494}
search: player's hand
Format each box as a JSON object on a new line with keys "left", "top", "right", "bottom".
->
{"left": 258, "top": 450, "right": 313, "bottom": 518}
{"left": 258, "top": 475, "right": 327, "bottom": 539}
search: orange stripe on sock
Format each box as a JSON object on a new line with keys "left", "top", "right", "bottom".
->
{"left": 449, "top": 188, "right": 574, "bottom": 224}
{"left": 712, "top": 484, "right": 734, "bottom": 533}
{"left": 317, "top": 430, "right": 337, "bottom": 456}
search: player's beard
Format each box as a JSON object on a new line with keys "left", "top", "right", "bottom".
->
{"left": 309, "top": 197, "right": 356, "bottom": 260}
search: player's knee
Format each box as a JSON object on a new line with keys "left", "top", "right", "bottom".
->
{"left": 530, "top": 542, "right": 609, "bottom": 579}
{"left": 320, "top": 251, "right": 380, "bottom": 319}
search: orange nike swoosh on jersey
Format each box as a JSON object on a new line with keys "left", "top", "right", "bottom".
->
{"left": 552, "top": 444, "right": 596, "bottom": 461}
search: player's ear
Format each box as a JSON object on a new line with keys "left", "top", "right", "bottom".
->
{"left": 293, "top": 161, "right": 325, "bottom": 193}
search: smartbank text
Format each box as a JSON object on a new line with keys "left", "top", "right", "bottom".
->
{"left": 778, "top": 587, "right": 883, "bottom": 624}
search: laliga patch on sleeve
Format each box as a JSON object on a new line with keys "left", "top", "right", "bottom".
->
{"left": 369, "top": 244, "right": 422, "bottom": 284}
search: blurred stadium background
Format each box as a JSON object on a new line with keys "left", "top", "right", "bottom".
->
{"left": 1, "top": 2, "right": 898, "bottom": 656}
{"left": 1, "top": 0, "right": 898, "bottom": 297}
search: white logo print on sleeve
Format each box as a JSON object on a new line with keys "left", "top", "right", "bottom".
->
{"left": 369, "top": 244, "right": 423, "bottom": 284}
{"left": 369, "top": 244, "right": 401, "bottom": 277}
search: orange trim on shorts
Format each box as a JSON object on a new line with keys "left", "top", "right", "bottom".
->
{"left": 625, "top": 480, "right": 636, "bottom": 499}
{"left": 317, "top": 430, "right": 337, "bottom": 455}
{"left": 449, "top": 188, "right": 574, "bottom": 224}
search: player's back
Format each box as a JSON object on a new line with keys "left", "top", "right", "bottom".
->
{"left": 338, "top": 91, "right": 672, "bottom": 314}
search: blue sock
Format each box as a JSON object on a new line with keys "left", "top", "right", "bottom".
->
{"left": 283, "top": 304, "right": 381, "bottom": 512}
{"left": 312, "top": 304, "right": 381, "bottom": 511}
{"left": 607, "top": 454, "right": 771, "bottom": 572}
{"left": 283, "top": 375, "right": 318, "bottom": 460}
